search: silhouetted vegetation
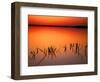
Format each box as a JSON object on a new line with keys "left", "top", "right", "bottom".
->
{"left": 28, "top": 43, "right": 88, "bottom": 66}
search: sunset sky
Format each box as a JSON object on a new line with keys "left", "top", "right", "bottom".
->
{"left": 28, "top": 15, "right": 87, "bottom": 26}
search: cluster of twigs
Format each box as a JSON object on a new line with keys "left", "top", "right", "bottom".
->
{"left": 29, "top": 43, "right": 87, "bottom": 65}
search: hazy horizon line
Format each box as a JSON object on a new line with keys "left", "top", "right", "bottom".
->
{"left": 28, "top": 24, "right": 87, "bottom": 28}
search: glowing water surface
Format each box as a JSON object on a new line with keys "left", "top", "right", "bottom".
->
{"left": 28, "top": 26, "right": 88, "bottom": 66}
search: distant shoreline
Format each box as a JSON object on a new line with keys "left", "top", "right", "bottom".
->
{"left": 28, "top": 24, "right": 87, "bottom": 28}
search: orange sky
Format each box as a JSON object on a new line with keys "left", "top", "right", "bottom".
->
{"left": 28, "top": 15, "right": 87, "bottom": 26}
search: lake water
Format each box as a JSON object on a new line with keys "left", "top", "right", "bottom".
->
{"left": 28, "top": 26, "right": 88, "bottom": 66}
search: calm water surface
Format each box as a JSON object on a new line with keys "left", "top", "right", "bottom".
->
{"left": 28, "top": 26, "right": 88, "bottom": 66}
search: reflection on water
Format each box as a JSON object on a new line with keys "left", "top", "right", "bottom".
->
{"left": 28, "top": 26, "right": 88, "bottom": 66}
